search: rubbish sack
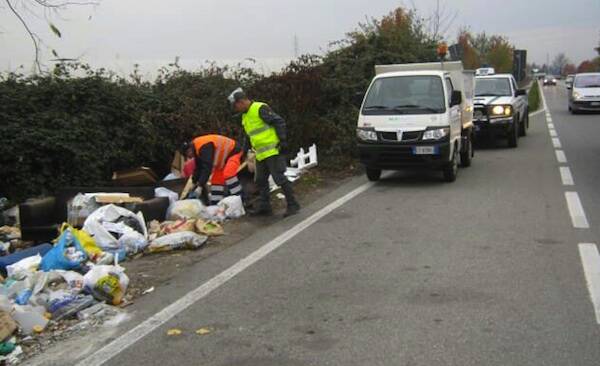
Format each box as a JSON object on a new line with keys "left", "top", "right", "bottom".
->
{"left": 67, "top": 193, "right": 99, "bottom": 227}
{"left": 59, "top": 223, "right": 103, "bottom": 260}
{"left": 119, "top": 230, "right": 148, "bottom": 255}
{"left": 148, "top": 231, "right": 207, "bottom": 253}
{"left": 83, "top": 204, "right": 147, "bottom": 252}
{"left": 6, "top": 255, "right": 42, "bottom": 277}
{"left": 195, "top": 219, "right": 224, "bottom": 237}
{"left": 56, "top": 270, "right": 85, "bottom": 294}
{"left": 168, "top": 199, "right": 205, "bottom": 220}
{"left": 155, "top": 187, "right": 178, "bottom": 207}
{"left": 201, "top": 206, "right": 226, "bottom": 222}
{"left": 0, "top": 244, "right": 52, "bottom": 277}
{"left": 40, "top": 229, "right": 87, "bottom": 272}
{"left": 218, "top": 196, "right": 245, "bottom": 219}
{"left": 83, "top": 265, "right": 129, "bottom": 305}
{"left": 161, "top": 219, "right": 196, "bottom": 235}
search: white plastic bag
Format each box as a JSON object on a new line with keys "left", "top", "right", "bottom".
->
{"left": 83, "top": 265, "right": 129, "bottom": 305}
{"left": 218, "top": 195, "right": 245, "bottom": 219}
{"left": 168, "top": 199, "right": 205, "bottom": 220}
{"left": 155, "top": 187, "right": 178, "bottom": 206}
{"left": 149, "top": 231, "right": 207, "bottom": 253}
{"left": 83, "top": 205, "right": 147, "bottom": 252}
{"left": 201, "top": 206, "right": 226, "bottom": 222}
{"left": 7, "top": 255, "right": 41, "bottom": 277}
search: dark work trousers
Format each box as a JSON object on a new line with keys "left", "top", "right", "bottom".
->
{"left": 255, "top": 154, "right": 289, "bottom": 209}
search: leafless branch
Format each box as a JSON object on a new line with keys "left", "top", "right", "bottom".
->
{"left": 32, "top": 0, "right": 98, "bottom": 8}
{"left": 5, "top": 0, "right": 42, "bottom": 73}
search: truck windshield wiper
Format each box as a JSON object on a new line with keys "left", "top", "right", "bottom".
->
{"left": 363, "top": 105, "right": 390, "bottom": 110}
{"left": 393, "top": 104, "right": 441, "bottom": 113}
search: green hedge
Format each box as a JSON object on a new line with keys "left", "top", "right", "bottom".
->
{"left": 528, "top": 80, "right": 541, "bottom": 112}
{"left": 0, "top": 8, "right": 437, "bottom": 202}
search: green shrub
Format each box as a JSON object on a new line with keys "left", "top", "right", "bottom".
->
{"left": 528, "top": 80, "right": 541, "bottom": 112}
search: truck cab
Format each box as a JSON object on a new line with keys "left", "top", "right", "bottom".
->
{"left": 473, "top": 73, "right": 529, "bottom": 147}
{"left": 357, "top": 61, "right": 475, "bottom": 183}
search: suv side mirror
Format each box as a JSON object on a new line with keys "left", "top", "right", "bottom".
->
{"left": 516, "top": 89, "right": 527, "bottom": 96}
{"left": 353, "top": 92, "right": 365, "bottom": 108}
{"left": 450, "top": 90, "right": 462, "bottom": 106}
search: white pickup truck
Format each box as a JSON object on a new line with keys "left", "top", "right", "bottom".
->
{"left": 357, "top": 61, "right": 475, "bottom": 182}
{"left": 472, "top": 73, "right": 529, "bottom": 147}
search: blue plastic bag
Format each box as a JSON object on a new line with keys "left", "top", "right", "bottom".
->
{"left": 40, "top": 229, "right": 88, "bottom": 272}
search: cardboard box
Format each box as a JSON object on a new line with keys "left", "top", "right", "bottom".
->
{"left": 112, "top": 167, "right": 158, "bottom": 186}
{"left": 0, "top": 310, "right": 17, "bottom": 341}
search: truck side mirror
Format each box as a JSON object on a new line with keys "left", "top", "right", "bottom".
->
{"left": 516, "top": 89, "right": 527, "bottom": 96}
{"left": 566, "top": 85, "right": 572, "bottom": 90}
{"left": 353, "top": 92, "right": 365, "bottom": 108}
{"left": 450, "top": 91, "right": 462, "bottom": 106}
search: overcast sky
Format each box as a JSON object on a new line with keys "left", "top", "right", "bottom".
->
{"left": 1, "top": 0, "right": 598, "bottom": 76}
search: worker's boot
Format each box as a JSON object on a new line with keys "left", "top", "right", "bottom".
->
{"left": 248, "top": 186, "right": 273, "bottom": 216}
{"left": 282, "top": 183, "right": 300, "bottom": 218}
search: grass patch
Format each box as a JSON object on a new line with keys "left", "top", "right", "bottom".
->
{"left": 528, "top": 81, "right": 541, "bottom": 112}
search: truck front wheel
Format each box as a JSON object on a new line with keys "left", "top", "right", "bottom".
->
{"left": 519, "top": 112, "right": 528, "bottom": 137}
{"left": 366, "top": 168, "right": 382, "bottom": 182}
{"left": 508, "top": 118, "right": 519, "bottom": 148}
{"left": 443, "top": 145, "right": 459, "bottom": 183}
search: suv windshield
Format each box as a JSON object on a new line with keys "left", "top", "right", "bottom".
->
{"left": 574, "top": 74, "right": 600, "bottom": 88}
{"left": 362, "top": 76, "right": 446, "bottom": 115}
{"left": 475, "top": 78, "right": 512, "bottom": 96}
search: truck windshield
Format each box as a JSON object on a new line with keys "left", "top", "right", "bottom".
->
{"left": 475, "top": 78, "right": 511, "bottom": 96}
{"left": 574, "top": 74, "right": 600, "bottom": 88}
{"left": 362, "top": 76, "right": 446, "bottom": 115}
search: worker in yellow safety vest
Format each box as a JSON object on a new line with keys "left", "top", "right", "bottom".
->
{"left": 228, "top": 88, "right": 300, "bottom": 217}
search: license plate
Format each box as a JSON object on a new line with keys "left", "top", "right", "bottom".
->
{"left": 413, "top": 146, "right": 438, "bottom": 155}
{"left": 591, "top": 102, "right": 600, "bottom": 106}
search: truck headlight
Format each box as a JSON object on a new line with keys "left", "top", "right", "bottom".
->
{"left": 490, "top": 105, "right": 512, "bottom": 117}
{"left": 357, "top": 128, "right": 378, "bottom": 142}
{"left": 422, "top": 127, "right": 450, "bottom": 140}
{"left": 573, "top": 91, "right": 583, "bottom": 100}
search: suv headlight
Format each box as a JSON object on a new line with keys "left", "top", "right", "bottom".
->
{"left": 422, "top": 127, "right": 450, "bottom": 141}
{"left": 357, "top": 128, "right": 378, "bottom": 142}
{"left": 490, "top": 105, "right": 512, "bottom": 118}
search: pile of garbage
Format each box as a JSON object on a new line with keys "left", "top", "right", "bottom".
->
{"left": 0, "top": 192, "right": 245, "bottom": 364}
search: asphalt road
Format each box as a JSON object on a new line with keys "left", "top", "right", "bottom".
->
{"left": 40, "top": 84, "right": 600, "bottom": 366}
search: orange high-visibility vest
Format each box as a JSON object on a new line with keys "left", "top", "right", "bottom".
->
{"left": 192, "top": 135, "right": 236, "bottom": 170}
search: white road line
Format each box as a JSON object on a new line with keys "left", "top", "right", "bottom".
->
{"left": 76, "top": 181, "right": 376, "bottom": 366}
{"left": 549, "top": 129, "right": 558, "bottom": 137}
{"left": 578, "top": 243, "right": 600, "bottom": 324}
{"left": 560, "top": 167, "right": 574, "bottom": 185}
{"left": 566, "top": 192, "right": 590, "bottom": 228}
{"left": 547, "top": 118, "right": 553, "bottom": 123}
{"left": 552, "top": 137, "right": 562, "bottom": 148}
{"left": 555, "top": 150, "right": 567, "bottom": 163}
{"left": 529, "top": 109, "right": 545, "bottom": 117}
{"left": 548, "top": 123, "right": 555, "bottom": 129}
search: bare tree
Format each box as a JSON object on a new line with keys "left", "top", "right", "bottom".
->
{"left": 3, "top": 0, "right": 98, "bottom": 73}
{"left": 552, "top": 52, "right": 570, "bottom": 75}
{"left": 429, "top": 0, "right": 458, "bottom": 41}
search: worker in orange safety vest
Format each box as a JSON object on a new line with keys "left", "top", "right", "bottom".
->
{"left": 181, "top": 134, "right": 243, "bottom": 205}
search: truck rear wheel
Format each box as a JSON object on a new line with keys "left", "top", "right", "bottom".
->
{"left": 443, "top": 145, "right": 459, "bottom": 183}
{"left": 460, "top": 134, "right": 473, "bottom": 168}
{"left": 366, "top": 168, "right": 381, "bottom": 182}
